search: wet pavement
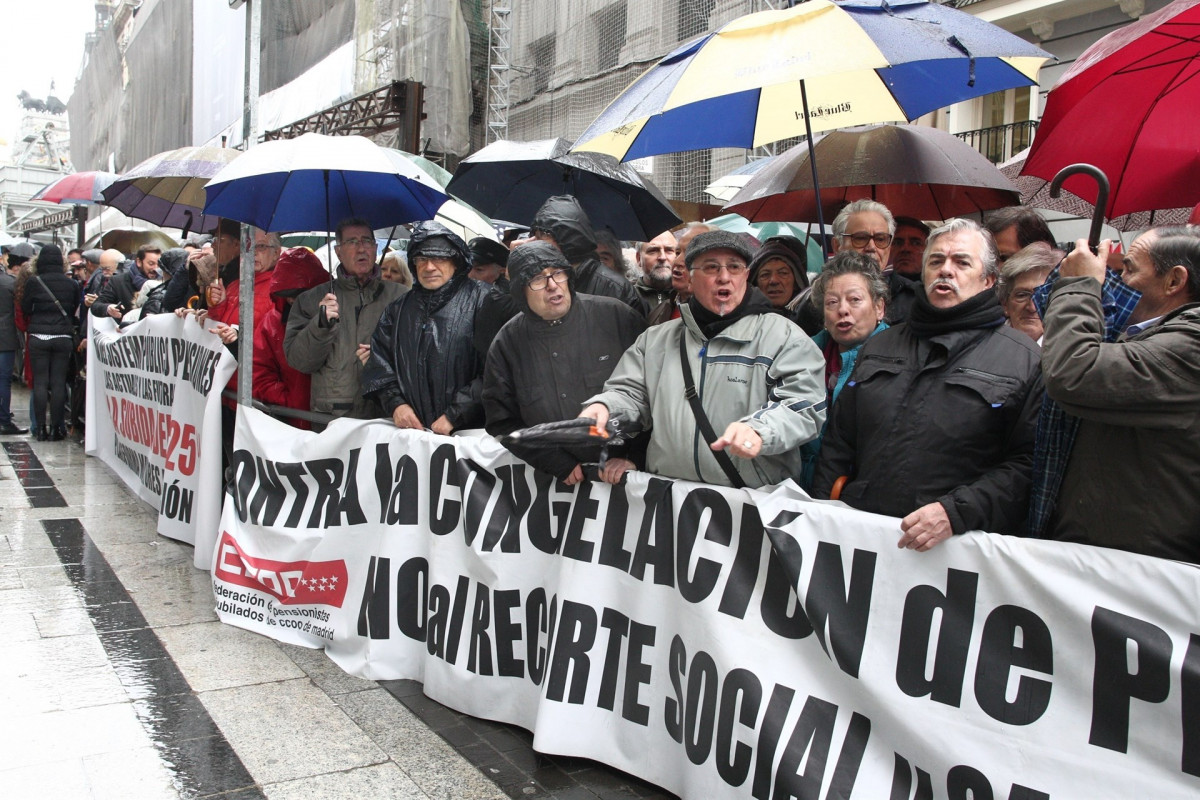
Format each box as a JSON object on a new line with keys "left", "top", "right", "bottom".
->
{"left": 0, "top": 386, "right": 675, "bottom": 800}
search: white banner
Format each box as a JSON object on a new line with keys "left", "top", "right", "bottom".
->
{"left": 86, "top": 314, "right": 236, "bottom": 567}
{"left": 216, "top": 408, "right": 1200, "bottom": 799}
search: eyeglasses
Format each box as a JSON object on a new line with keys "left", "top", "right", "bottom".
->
{"left": 842, "top": 232, "right": 894, "bottom": 249}
{"left": 1009, "top": 289, "right": 1035, "bottom": 305}
{"left": 690, "top": 262, "right": 748, "bottom": 276}
{"left": 527, "top": 269, "right": 569, "bottom": 291}
{"left": 338, "top": 237, "right": 375, "bottom": 249}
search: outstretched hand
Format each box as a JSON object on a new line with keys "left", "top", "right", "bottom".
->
{"left": 712, "top": 421, "right": 761, "bottom": 459}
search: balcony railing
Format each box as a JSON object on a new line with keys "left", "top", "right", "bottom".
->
{"left": 953, "top": 120, "right": 1039, "bottom": 164}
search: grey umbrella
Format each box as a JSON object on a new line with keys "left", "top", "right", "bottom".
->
{"left": 446, "top": 138, "right": 680, "bottom": 240}
{"left": 725, "top": 124, "right": 1021, "bottom": 224}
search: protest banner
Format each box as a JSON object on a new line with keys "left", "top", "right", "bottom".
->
{"left": 86, "top": 313, "right": 236, "bottom": 567}
{"left": 216, "top": 407, "right": 1200, "bottom": 799}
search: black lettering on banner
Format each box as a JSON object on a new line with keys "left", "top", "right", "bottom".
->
{"left": 527, "top": 471, "right": 569, "bottom": 555}
{"left": 276, "top": 462, "right": 311, "bottom": 528}
{"left": 467, "top": 582, "right": 493, "bottom": 675}
{"left": 623, "top": 617, "right": 655, "bottom": 726}
{"left": 597, "top": 480, "right": 633, "bottom": 572}
{"left": 1089, "top": 606, "right": 1171, "bottom": 754}
{"left": 597, "top": 609, "right": 630, "bottom": 713}
{"left": 1007, "top": 785, "right": 1051, "bottom": 800}
{"left": 684, "top": 649, "right": 719, "bottom": 766}
{"left": 304, "top": 457, "right": 344, "bottom": 527}
{"left": 1183, "top": 634, "right": 1200, "bottom": 777}
{"left": 427, "top": 583, "right": 451, "bottom": 658}
{"left": 562, "top": 479, "right": 600, "bottom": 562}
{"left": 546, "top": 600, "right": 597, "bottom": 704}
{"left": 395, "top": 557, "right": 428, "bottom": 642}
{"left": 493, "top": 589, "right": 525, "bottom": 678}
{"left": 946, "top": 765, "right": 994, "bottom": 800}
{"left": 444, "top": 575, "right": 470, "bottom": 666}
{"left": 973, "top": 605, "right": 1053, "bottom": 725}
{"left": 460, "top": 458, "right": 496, "bottom": 547}
{"left": 827, "top": 712, "right": 871, "bottom": 799}
{"left": 526, "top": 588, "right": 548, "bottom": 685}
{"left": 428, "top": 444, "right": 461, "bottom": 535}
{"left": 772, "top": 695, "right": 836, "bottom": 799}
{"left": 759, "top": 534, "right": 813, "bottom": 640}
{"left": 806, "top": 542, "right": 876, "bottom": 679}
{"left": 751, "top": 682, "right": 796, "bottom": 800}
{"left": 665, "top": 634, "right": 687, "bottom": 743}
{"left": 482, "top": 464, "right": 531, "bottom": 552}
{"left": 896, "top": 569, "right": 979, "bottom": 707}
{"left": 718, "top": 504, "right": 764, "bottom": 620}
{"left": 889, "top": 753, "right": 933, "bottom": 800}
{"left": 338, "top": 447, "right": 367, "bottom": 525}
{"left": 715, "top": 667, "right": 761, "bottom": 787}
{"left": 231, "top": 449, "right": 254, "bottom": 522}
{"left": 247, "top": 456, "right": 285, "bottom": 526}
{"left": 376, "top": 445, "right": 419, "bottom": 526}
{"left": 630, "top": 477, "right": 675, "bottom": 586}
{"left": 676, "top": 488, "right": 732, "bottom": 604}
{"left": 357, "top": 556, "right": 390, "bottom": 639}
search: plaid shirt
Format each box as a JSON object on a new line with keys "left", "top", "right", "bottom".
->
{"left": 1026, "top": 267, "right": 1141, "bottom": 537}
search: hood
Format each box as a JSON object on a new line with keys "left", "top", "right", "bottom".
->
{"left": 748, "top": 237, "right": 809, "bottom": 302}
{"left": 35, "top": 243, "right": 65, "bottom": 274}
{"left": 270, "top": 248, "right": 331, "bottom": 308}
{"left": 507, "top": 241, "right": 574, "bottom": 315}
{"left": 159, "top": 247, "right": 188, "bottom": 279}
{"left": 530, "top": 195, "right": 597, "bottom": 264}
{"left": 408, "top": 221, "right": 471, "bottom": 272}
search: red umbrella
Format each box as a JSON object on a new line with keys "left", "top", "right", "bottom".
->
{"left": 30, "top": 170, "right": 119, "bottom": 205}
{"left": 1023, "top": 0, "right": 1200, "bottom": 218}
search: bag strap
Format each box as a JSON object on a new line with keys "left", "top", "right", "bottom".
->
{"left": 33, "top": 276, "right": 72, "bottom": 321}
{"left": 678, "top": 331, "right": 747, "bottom": 489}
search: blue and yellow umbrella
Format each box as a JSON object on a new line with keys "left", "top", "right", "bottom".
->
{"left": 573, "top": 0, "right": 1051, "bottom": 162}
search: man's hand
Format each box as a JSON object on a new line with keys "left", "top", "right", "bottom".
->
{"left": 83, "top": 293, "right": 97, "bottom": 308}
{"left": 107, "top": 305, "right": 122, "bottom": 319}
{"left": 319, "top": 293, "right": 339, "bottom": 322}
{"left": 213, "top": 323, "right": 239, "bottom": 344}
{"left": 579, "top": 402, "right": 609, "bottom": 431}
{"left": 599, "top": 457, "right": 635, "bottom": 485}
{"left": 431, "top": 415, "right": 454, "bottom": 436}
{"left": 206, "top": 278, "right": 226, "bottom": 307}
{"left": 898, "top": 502, "right": 954, "bottom": 552}
{"left": 712, "top": 421, "right": 761, "bottom": 459}
{"left": 1060, "top": 239, "right": 1109, "bottom": 284}
{"left": 392, "top": 404, "right": 421, "bottom": 429}
{"left": 356, "top": 343, "right": 371, "bottom": 365}
{"left": 563, "top": 465, "right": 584, "bottom": 486}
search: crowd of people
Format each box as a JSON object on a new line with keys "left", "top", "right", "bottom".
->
{"left": 3, "top": 193, "right": 1197, "bottom": 564}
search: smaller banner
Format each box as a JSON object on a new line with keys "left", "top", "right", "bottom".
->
{"left": 85, "top": 313, "right": 236, "bottom": 566}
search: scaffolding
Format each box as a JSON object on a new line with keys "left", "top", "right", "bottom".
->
{"left": 485, "top": 3, "right": 512, "bottom": 144}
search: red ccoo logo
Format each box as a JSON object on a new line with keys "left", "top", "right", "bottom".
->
{"left": 215, "top": 531, "right": 348, "bottom": 607}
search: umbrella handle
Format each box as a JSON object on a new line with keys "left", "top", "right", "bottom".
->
{"left": 1048, "top": 163, "right": 1110, "bottom": 253}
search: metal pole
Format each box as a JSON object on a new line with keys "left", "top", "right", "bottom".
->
{"left": 799, "top": 79, "right": 826, "bottom": 247}
{"left": 237, "top": 0, "right": 262, "bottom": 407}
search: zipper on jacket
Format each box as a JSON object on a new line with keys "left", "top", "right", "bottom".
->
{"left": 953, "top": 366, "right": 1011, "bottom": 383}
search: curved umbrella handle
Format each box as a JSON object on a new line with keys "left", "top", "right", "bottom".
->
{"left": 1048, "top": 163, "right": 1110, "bottom": 253}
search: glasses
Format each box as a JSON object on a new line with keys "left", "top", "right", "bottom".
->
{"left": 1009, "top": 289, "right": 1035, "bottom": 305}
{"left": 842, "top": 232, "right": 894, "bottom": 249}
{"left": 338, "top": 237, "right": 375, "bottom": 249}
{"left": 528, "top": 269, "right": 569, "bottom": 291}
{"left": 690, "top": 262, "right": 748, "bottom": 276}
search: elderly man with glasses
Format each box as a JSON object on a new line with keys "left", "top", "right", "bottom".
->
{"left": 285, "top": 218, "right": 406, "bottom": 423}
{"left": 830, "top": 199, "right": 895, "bottom": 267}
{"left": 579, "top": 231, "right": 826, "bottom": 489}
{"left": 484, "top": 241, "right": 646, "bottom": 484}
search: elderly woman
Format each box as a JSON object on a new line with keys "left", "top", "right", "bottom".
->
{"left": 997, "top": 242, "right": 1061, "bottom": 343}
{"left": 800, "top": 250, "right": 889, "bottom": 488}
{"left": 748, "top": 236, "right": 821, "bottom": 334}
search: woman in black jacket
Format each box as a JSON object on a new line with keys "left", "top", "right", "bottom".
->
{"left": 21, "top": 245, "right": 80, "bottom": 441}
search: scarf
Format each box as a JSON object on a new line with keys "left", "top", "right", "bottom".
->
{"left": 688, "top": 288, "right": 773, "bottom": 339}
{"left": 906, "top": 285, "right": 1005, "bottom": 337}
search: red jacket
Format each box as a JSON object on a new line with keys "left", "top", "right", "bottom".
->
{"left": 251, "top": 251, "right": 330, "bottom": 428}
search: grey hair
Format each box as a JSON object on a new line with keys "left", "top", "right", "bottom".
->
{"left": 997, "top": 242, "right": 1062, "bottom": 303}
{"left": 258, "top": 230, "right": 283, "bottom": 248}
{"left": 1148, "top": 228, "right": 1200, "bottom": 302}
{"left": 831, "top": 199, "right": 896, "bottom": 238}
{"left": 810, "top": 250, "right": 890, "bottom": 310}
{"left": 924, "top": 218, "right": 1000, "bottom": 280}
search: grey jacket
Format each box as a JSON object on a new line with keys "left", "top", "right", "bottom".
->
{"left": 586, "top": 302, "right": 826, "bottom": 488}
{"left": 284, "top": 269, "right": 405, "bottom": 419}
{"left": 1043, "top": 277, "right": 1200, "bottom": 562}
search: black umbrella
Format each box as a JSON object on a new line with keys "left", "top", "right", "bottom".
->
{"left": 446, "top": 138, "right": 680, "bottom": 241}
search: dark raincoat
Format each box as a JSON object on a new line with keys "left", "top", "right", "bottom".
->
{"left": 748, "top": 237, "right": 821, "bottom": 335}
{"left": 362, "top": 222, "right": 489, "bottom": 429}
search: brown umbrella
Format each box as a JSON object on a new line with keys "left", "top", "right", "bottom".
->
{"left": 725, "top": 124, "right": 1020, "bottom": 223}
{"left": 1000, "top": 148, "right": 1191, "bottom": 232}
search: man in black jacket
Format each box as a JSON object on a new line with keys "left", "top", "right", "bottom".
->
{"left": 484, "top": 242, "right": 645, "bottom": 484}
{"left": 362, "top": 222, "right": 489, "bottom": 434}
{"left": 91, "top": 244, "right": 163, "bottom": 320}
{"left": 812, "top": 218, "right": 1043, "bottom": 549}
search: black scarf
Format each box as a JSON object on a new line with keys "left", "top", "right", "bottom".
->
{"left": 688, "top": 288, "right": 773, "bottom": 339}
{"left": 907, "top": 285, "right": 1005, "bottom": 338}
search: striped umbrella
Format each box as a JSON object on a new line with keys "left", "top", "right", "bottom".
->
{"left": 102, "top": 146, "right": 242, "bottom": 236}
{"left": 30, "top": 170, "right": 119, "bottom": 205}
{"left": 573, "top": 0, "right": 1050, "bottom": 161}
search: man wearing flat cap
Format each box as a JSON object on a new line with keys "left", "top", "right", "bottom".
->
{"left": 580, "top": 230, "right": 826, "bottom": 488}
{"left": 468, "top": 237, "right": 509, "bottom": 285}
{"left": 362, "top": 221, "right": 490, "bottom": 434}
{"left": 485, "top": 241, "right": 645, "bottom": 484}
